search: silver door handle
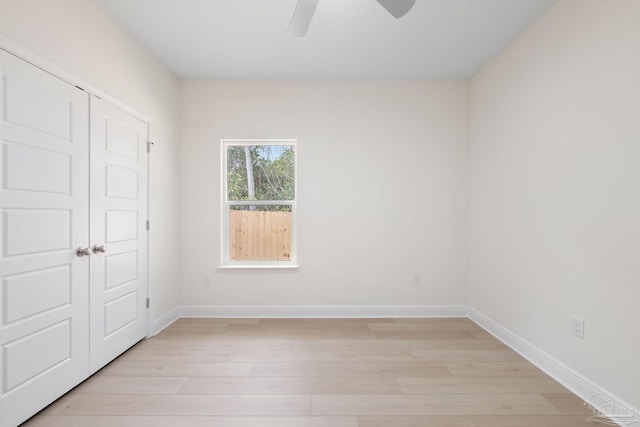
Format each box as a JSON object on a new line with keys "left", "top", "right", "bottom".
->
{"left": 76, "top": 247, "right": 92, "bottom": 257}
{"left": 92, "top": 245, "right": 107, "bottom": 254}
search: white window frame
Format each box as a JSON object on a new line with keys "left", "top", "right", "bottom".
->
{"left": 219, "top": 139, "right": 298, "bottom": 269}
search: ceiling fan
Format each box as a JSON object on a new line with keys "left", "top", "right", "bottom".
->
{"left": 288, "top": 0, "right": 417, "bottom": 37}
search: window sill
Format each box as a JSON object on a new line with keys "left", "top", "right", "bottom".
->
{"left": 217, "top": 265, "right": 299, "bottom": 272}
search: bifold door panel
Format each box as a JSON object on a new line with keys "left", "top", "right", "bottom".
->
{"left": 0, "top": 48, "right": 90, "bottom": 427}
{"left": 0, "top": 49, "right": 148, "bottom": 427}
{"left": 89, "top": 96, "right": 148, "bottom": 374}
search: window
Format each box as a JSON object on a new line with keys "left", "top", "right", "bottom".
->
{"left": 221, "top": 139, "right": 297, "bottom": 267}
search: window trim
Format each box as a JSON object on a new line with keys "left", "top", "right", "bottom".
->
{"left": 220, "top": 139, "right": 298, "bottom": 268}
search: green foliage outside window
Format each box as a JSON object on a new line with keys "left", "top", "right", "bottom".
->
{"left": 227, "top": 145, "right": 295, "bottom": 203}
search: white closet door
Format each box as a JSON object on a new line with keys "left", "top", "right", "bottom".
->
{"left": 0, "top": 50, "right": 90, "bottom": 427}
{"left": 89, "top": 96, "right": 148, "bottom": 373}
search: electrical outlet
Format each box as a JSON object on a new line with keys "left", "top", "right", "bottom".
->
{"left": 202, "top": 274, "right": 212, "bottom": 286}
{"left": 571, "top": 316, "right": 585, "bottom": 339}
{"left": 412, "top": 274, "right": 422, "bottom": 286}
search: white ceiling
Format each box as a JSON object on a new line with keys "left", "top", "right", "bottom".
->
{"left": 97, "top": 0, "right": 557, "bottom": 79}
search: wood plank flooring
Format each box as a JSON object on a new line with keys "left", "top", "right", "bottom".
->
{"left": 23, "top": 318, "right": 607, "bottom": 426}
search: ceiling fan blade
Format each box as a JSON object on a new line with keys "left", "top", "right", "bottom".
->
{"left": 288, "top": 0, "right": 320, "bottom": 37}
{"left": 375, "top": 0, "right": 416, "bottom": 19}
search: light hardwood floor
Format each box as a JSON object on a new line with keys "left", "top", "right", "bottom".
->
{"left": 23, "top": 318, "right": 608, "bottom": 426}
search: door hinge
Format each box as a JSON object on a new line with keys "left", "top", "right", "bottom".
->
{"left": 146, "top": 298, "right": 150, "bottom": 309}
{"left": 146, "top": 140, "right": 155, "bottom": 153}
{"left": 146, "top": 220, "right": 150, "bottom": 231}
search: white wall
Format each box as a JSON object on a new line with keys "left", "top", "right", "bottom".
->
{"left": 469, "top": 0, "right": 640, "bottom": 410}
{"left": 0, "top": 0, "right": 181, "bottom": 322}
{"left": 179, "top": 81, "right": 468, "bottom": 307}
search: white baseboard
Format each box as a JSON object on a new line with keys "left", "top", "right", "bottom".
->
{"left": 468, "top": 307, "right": 639, "bottom": 426}
{"left": 179, "top": 305, "right": 468, "bottom": 318}
{"left": 151, "top": 306, "right": 181, "bottom": 336}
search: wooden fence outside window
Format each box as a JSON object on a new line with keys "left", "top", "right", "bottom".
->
{"left": 229, "top": 210, "right": 291, "bottom": 261}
